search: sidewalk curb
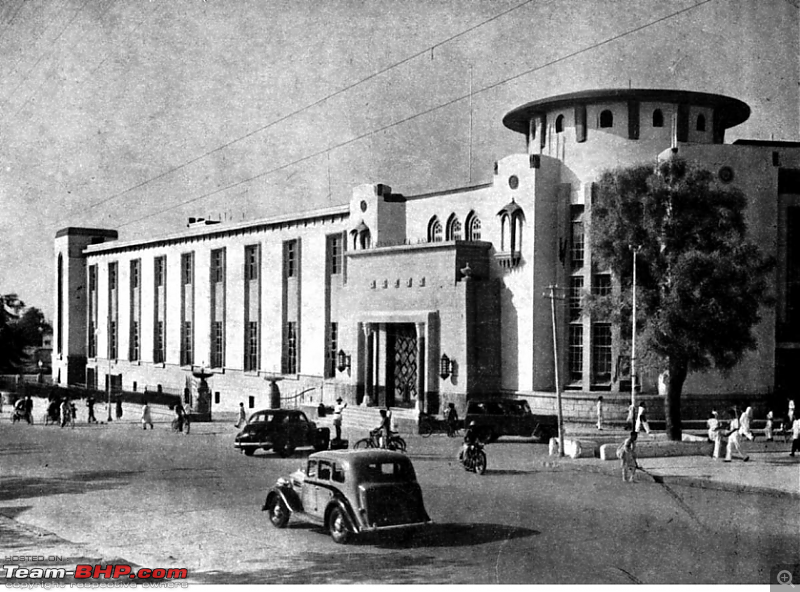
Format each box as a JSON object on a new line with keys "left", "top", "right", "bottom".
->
{"left": 544, "top": 458, "right": 799, "bottom": 499}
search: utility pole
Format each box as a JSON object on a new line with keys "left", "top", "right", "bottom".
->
{"left": 630, "top": 245, "right": 641, "bottom": 410}
{"left": 544, "top": 285, "right": 566, "bottom": 457}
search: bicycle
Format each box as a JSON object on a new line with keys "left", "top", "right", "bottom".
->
{"left": 418, "top": 412, "right": 460, "bottom": 438}
{"left": 353, "top": 428, "right": 406, "bottom": 452}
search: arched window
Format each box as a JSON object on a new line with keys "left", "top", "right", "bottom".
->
{"left": 351, "top": 221, "right": 371, "bottom": 250}
{"left": 465, "top": 212, "right": 481, "bottom": 241}
{"left": 696, "top": 113, "right": 706, "bottom": 132}
{"left": 652, "top": 109, "right": 663, "bottom": 128}
{"left": 496, "top": 200, "right": 526, "bottom": 267}
{"left": 446, "top": 214, "right": 462, "bottom": 241}
{"left": 428, "top": 216, "right": 443, "bottom": 243}
{"left": 599, "top": 110, "right": 613, "bottom": 128}
{"left": 555, "top": 114, "right": 565, "bottom": 133}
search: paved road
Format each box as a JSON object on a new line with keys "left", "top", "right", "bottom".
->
{"left": 0, "top": 419, "right": 796, "bottom": 584}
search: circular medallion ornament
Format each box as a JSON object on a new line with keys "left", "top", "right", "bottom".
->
{"left": 509, "top": 175, "right": 519, "bottom": 190}
{"left": 718, "top": 166, "right": 734, "bottom": 184}
{"left": 360, "top": 200, "right": 368, "bottom": 212}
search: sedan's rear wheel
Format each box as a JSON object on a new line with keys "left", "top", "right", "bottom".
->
{"left": 243, "top": 448, "right": 255, "bottom": 457}
{"left": 328, "top": 507, "right": 351, "bottom": 544}
{"left": 268, "top": 496, "right": 290, "bottom": 528}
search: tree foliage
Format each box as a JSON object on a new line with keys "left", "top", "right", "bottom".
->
{"left": 0, "top": 295, "right": 52, "bottom": 373}
{"left": 590, "top": 159, "right": 774, "bottom": 439}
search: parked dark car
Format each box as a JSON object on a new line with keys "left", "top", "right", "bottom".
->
{"left": 234, "top": 409, "right": 330, "bottom": 457}
{"left": 263, "top": 449, "right": 431, "bottom": 544}
{"left": 464, "top": 399, "right": 557, "bottom": 443}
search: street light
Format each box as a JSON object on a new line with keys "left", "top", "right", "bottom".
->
{"left": 544, "top": 285, "right": 566, "bottom": 457}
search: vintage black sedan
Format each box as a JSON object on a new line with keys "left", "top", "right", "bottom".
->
{"left": 234, "top": 409, "right": 330, "bottom": 457}
{"left": 263, "top": 449, "right": 431, "bottom": 543}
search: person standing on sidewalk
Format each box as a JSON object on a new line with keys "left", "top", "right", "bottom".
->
{"left": 707, "top": 410, "right": 723, "bottom": 459}
{"left": 764, "top": 409, "right": 774, "bottom": 441}
{"left": 790, "top": 413, "right": 800, "bottom": 457}
{"left": 616, "top": 431, "right": 638, "bottom": 482}
{"left": 635, "top": 402, "right": 651, "bottom": 435}
{"left": 724, "top": 408, "right": 749, "bottom": 462}
{"left": 333, "top": 397, "right": 347, "bottom": 442}
{"left": 115, "top": 399, "right": 123, "bottom": 421}
{"left": 596, "top": 396, "right": 604, "bottom": 431}
{"left": 86, "top": 396, "right": 97, "bottom": 424}
{"left": 234, "top": 402, "right": 247, "bottom": 428}
{"left": 59, "top": 399, "right": 70, "bottom": 428}
{"left": 141, "top": 400, "right": 154, "bottom": 430}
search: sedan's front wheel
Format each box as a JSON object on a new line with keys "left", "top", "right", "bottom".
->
{"left": 268, "top": 496, "right": 290, "bottom": 528}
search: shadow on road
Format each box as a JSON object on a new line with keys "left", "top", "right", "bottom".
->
{"left": 0, "top": 470, "right": 141, "bottom": 501}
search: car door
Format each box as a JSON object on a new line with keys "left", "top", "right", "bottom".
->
{"left": 302, "top": 460, "right": 318, "bottom": 514}
{"left": 313, "top": 460, "right": 335, "bottom": 518}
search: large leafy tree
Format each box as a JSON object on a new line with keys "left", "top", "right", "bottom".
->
{"left": 590, "top": 159, "right": 774, "bottom": 440}
{"left": 0, "top": 296, "right": 52, "bottom": 373}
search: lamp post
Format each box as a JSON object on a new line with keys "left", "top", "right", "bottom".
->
{"left": 107, "top": 355, "right": 112, "bottom": 422}
{"left": 630, "top": 245, "right": 641, "bottom": 410}
{"left": 545, "top": 285, "right": 566, "bottom": 457}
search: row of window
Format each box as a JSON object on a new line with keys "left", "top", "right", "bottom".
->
{"left": 85, "top": 235, "right": 345, "bottom": 376}
{"left": 553, "top": 109, "right": 707, "bottom": 132}
{"left": 427, "top": 212, "right": 482, "bottom": 243}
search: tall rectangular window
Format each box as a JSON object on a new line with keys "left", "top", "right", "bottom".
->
{"left": 328, "top": 234, "right": 343, "bottom": 275}
{"left": 130, "top": 259, "right": 141, "bottom": 361}
{"left": 210, "top": 248, "right": 226, "bottom": 368}
{"left": 181, "top": 252, "right": 194, "bottom": 366}
{"left": 284, "top": 321, "right": 297, "bottom": 374}
{"left": 88, "top": 265, "right": 98, "bottom": 358}
{"left": 153, "top": 256, "right": 166, "bottom": 364}
{"left": 569, "top": 276, "right": 584, "bottom": 321}
{"left": 211, "top": 321, "right": 224, "bottom": 368}
{"left": 592, "top": 323, "right": 612, "bottom": 384}
{"left": 568, "top": 325, "right": 583, "bottom": 382}
{"left": 245, "top": 321, "right": 259, "bottom": 371}
{"left": 108, "top": 262, "right": 118, "bottom": 359}
{"left": 325, "top": 322, "right": 338, "bottom": 378}
{"left": 285, "top": 240, "right": 297, "bottom": 278}
{"left": 245, "top": 245, "right": 259, "bottom": 281}
{"left": 244, "top": 244, "right": 260, "bottom": 372}
{"left": 570, "top": 207, "right": 585, "bottom": 269}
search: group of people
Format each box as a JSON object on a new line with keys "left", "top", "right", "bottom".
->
{"left": 707, "top": 400, "right": 800, "bottom": 460}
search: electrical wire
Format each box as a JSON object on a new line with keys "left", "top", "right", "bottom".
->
{"left": 113, "top": 0, "right": 717, "bottom": 230}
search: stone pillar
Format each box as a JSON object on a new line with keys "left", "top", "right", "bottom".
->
{"left": 415, "top": 322, "right": 426, "bottom": 414}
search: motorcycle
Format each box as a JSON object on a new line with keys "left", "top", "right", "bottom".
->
{"left": 459, "top": 441, "right": 487, "bottom": 475}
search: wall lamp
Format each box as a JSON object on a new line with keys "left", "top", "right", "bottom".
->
{"left": 337, "top": 349, "right": 352, "bottom": 373}
{"left": 439, "top": 354, "right": 454, "bottom": 380}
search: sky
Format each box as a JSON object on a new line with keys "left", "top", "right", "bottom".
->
{"left": 0, "top": 0, "right": 798, "bottom": 321}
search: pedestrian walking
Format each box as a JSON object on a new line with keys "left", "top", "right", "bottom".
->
{"left": 69, "top": 401, "right": 77, "bottom": 428}
{"left": 625, "top": 403, "right": 635, "bottom": 432}
{"left": 234, "top": 402, "right": 247, "bottom": 428}
{"left": 764, "top": 409, "right": 774, "bottom": 441}
{"left": 596, "top": 396, "right": 604, "bottom": 431}
{"left": 707, "top": 410, "right": 723, "bottom": 459}
{"left": 115, "top": 399, "right": 123, "bottom": 421}
{"left": 24, "top": 395, "right": 33, "bottom": 424}
{"left": 616, "top": 431, "right": 638, "bottom": 482}
{"left": 445, "top": 402, "right": 459, "bottom": 436}
{"left": 790, "top": 414, "right": 800, "bottom": 457}
{"left": 789, "top": 398, "right": 796, "bottom": 423}
{"left": 86, "top": 396, "right": 97, "bottom": 423}
{"left": 635, "top": 402, "right": 651, "bottom": 435}
{"left": 333, "top": 397, "right": 347, "bottom": 441}
{"left": 724, "top": 408, "right": 749, "bottom": 462}
{"left": 739, "top": 406, "right": 756, "bottom": 441}
{"left": 59, "top": 399, "right": 70, "bottom": 428}
{"left": 141, "top": 400, "right": 154, "bottom": 430}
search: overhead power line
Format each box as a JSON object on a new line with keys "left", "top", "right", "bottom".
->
{"left": 114, "top": 0, "right": 716, "bottom": 230}
{"left": 64, "top": 0, "right": 541, "bottom": 219}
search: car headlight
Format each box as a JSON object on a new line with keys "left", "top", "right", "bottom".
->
{"left": 276, "top": 477, "right": 289, "bottom": 487}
